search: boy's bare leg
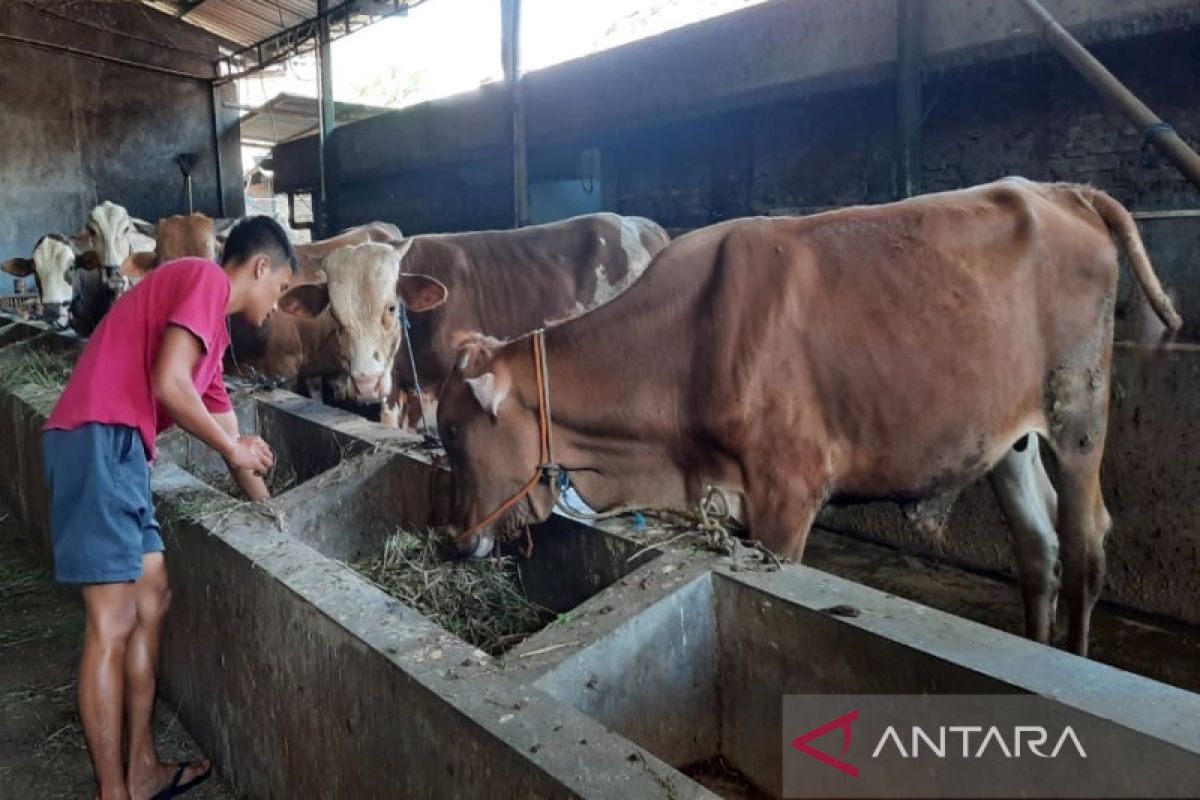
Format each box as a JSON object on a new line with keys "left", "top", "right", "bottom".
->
{"left": 79, "top": 581, "right": 139, "bottom": 800}
{"left": 123, "top": 553, "right": 209, "bottom": 799}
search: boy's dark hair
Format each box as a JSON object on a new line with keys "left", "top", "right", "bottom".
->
{"left": 221, "top": 216, "right": 299, "bottom": 274}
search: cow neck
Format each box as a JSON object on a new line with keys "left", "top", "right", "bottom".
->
{"left": 515, "top": 303, "right": 682, "bottom": 513}
{"left": 457, "top": 329, "right": 556, "bottom": 543}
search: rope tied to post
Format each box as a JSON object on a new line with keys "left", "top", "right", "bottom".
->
{"left": 1142, "top": 121, "right": 1175, "bottom": 146}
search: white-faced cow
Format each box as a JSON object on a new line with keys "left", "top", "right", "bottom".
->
{"left": 58, "top": 201, "right": 157, "bottom": 334}
{"left": 72, "top": 201, "right": 157, "bottom": 292}
{"left": 434, "top": 179, "right": 1180, "bottom": 658}
{"left": 2, "top": 235, "right": 84, "bottom": 329}
{"left": 276, "top": 213, "right": 670, "bottom": 427}
{"left": 224, "top": 222, "right": 408, "bottom": 397}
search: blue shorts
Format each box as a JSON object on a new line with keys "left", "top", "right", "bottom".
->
{"left": 42, "top": 424, "right": 163, "bottom": 584}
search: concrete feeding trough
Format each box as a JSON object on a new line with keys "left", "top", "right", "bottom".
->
{"left": 156, "top": 392, "right": 374, "bottom": 506}
{"left": 1, "top": 316, "right": 1197, "bottom": 799}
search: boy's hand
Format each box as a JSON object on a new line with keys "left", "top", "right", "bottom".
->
{"left": 224, "top": 435, "right": 274, "bottom": 474}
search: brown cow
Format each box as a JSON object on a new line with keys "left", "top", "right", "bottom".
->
{"left": 225, "top": 221, "right": 406, "bottom": 397}
{"left": 277, "top": 213, "right": 670, "bottom": 427}
{"left": 121, "top": 213, "right": 218, "bottom": 281}
{"left": 434, "top": 178, "right": 1181, "bottom": 657}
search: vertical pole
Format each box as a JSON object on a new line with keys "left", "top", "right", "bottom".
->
{"left": 209, "top": 83, "right": 227, "bottom": 217}
{"left": 316, "top": 0, "right": 336, "bottom": 237}
{"left": 501, "top": 0, "right": 528, "bottom": 228}
{"left": 897, "top": 0, "right": 923, "bottom": 198}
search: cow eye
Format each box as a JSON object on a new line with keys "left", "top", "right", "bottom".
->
{"left": 444, "top": 424, "right": 459, "bottom": 442}
{"left": 387, "top": 303, "right": 398, "bottom": 315}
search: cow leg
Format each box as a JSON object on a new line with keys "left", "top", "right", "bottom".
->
{"left": 410, "top": 394, "right": 438, "bottom": 434}
{"left": 987, "top": 433, "right": 1060, "bottom": 644}
{"left": 380, "top": 396, "right": 401, "bottom": 429}
{"left": 1044, "top": 350, "right": 1112, "bottom": 657}
{"left": 1050, "top": 445, "right": 1109, "bottom": 658}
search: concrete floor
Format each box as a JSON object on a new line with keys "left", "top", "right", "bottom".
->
{"left": 0, "top": 501, "right": 234, "bottom": 800}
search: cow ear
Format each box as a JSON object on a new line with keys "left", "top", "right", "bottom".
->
{"left": 278, "top": 283, "right": 330, "bottom": 318}
{"left": 131, "top": 217, "right": 157, "bottom": 237}
{"left": 2, "top": 258, "right": 34, "bottom": 278}
{"left": 398, "top": 273, "right": 448, "bottom": 313}
{"left": 122, "top": 250, "right": 158, "bottom": 279}
{"left": 466, "top": 369, "right": 511, "bottom": 417}
{"left": 69, "top": 230, "right": 92, "bottom": 253}
{"left": 76, "top": 251, "right": 102, "bottom": 271}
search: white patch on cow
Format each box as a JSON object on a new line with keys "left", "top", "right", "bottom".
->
{"left": 586, "top": 217, "right": 654, "bottom": 310}
{"left": 323, "top": 243, "right": 406, "bottom": 401}
{"left": 466, "top": 372, "right": 508, "bottom": 417}
{"left": 620, "top": 217, "right": 653, "bottom": 278}
{"left": 32, "top": 237, "right": 76, "bottom": 308}
{"left": 989, "top": 432, "right": 1060, "bottom": 634}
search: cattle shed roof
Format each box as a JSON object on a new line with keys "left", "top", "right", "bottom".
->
{"left": 239, "top": 92, "right": 391, "bottom": 146}
{"left": 141, "top": 0, "right": 413, "bottom": 79}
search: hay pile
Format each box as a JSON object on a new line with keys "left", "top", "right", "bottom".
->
{"left": 155, "top": 488, "right": 240, "bottom": 529}
{"left": 353, "top": 529, "right": 554, "bottom": 655}
{"left": 0, "top": 347, "right": 75, "bottom": 413}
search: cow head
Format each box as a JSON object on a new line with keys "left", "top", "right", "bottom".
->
{"left": 72, "top": 201, "right": 156, "bottom": 295}
{"left": 121, "top": 213, "right": 218, "bottom": 284}
{"left": 277, "top": 240, "right": 448, "bottom": 402}
{"left": 2, "top": 235, "right": 82, "bottom": 329}
{"left": 437, "top": 333, "right": 556, "bottom": 558}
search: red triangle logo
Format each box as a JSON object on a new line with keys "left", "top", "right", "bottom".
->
{"left": 791, "top": 708, "right": 859, "bottom": 778}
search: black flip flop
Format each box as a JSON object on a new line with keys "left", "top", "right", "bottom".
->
{"left": 150, "top": 762, "right": 213, "bottom": 800}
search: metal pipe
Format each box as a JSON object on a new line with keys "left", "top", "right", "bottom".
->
{"left": 1015, "top": 0, "right": 1200, "bottom": 192}
{"left": 502, "top": 0, "right": 528, "bottom": 228}
{"left": 316, "top": 0, "right": 335, "bottom": 238}
{"left": 897, "top": 0, "right": 923, "bottom": 198}
{"left": 209, "top": 85, "right": 227, "bottom": 218}
{"left": 1132, "top": 209, "right": 1200, "bottom": 220}
{"left": 0, "top": 31, "right": 210, "bottom": 81}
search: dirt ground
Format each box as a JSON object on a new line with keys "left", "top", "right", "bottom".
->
{"left": 0, "top": 504, "right": 233, "bottom": 800}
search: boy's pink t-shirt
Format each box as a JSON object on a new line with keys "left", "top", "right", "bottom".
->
{"left": 45, "top": 258, "right": 233, "bottom": 460}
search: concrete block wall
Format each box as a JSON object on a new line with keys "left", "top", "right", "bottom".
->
{"left": 0, "top": 2, "right": 242, "bottom": 272}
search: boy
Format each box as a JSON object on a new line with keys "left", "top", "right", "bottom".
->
{"left": 42, "top": 216, "right": 298, "bottom": 800}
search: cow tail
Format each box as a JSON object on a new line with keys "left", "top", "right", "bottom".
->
{"left": 1085, "top": 187, "right": 1183, "bottom": 333}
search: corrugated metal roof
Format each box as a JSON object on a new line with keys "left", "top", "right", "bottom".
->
{"left": 145, "top": 1, "right": 412, "bottom": 48}
{"left": 142, "top": 0, "right": 410, "bottom": 79}
{"left": 141, "top": 0, "right": 314, "bottom": 47}
{"left": 239, "top": 92, "right": 391, "bottom": 145}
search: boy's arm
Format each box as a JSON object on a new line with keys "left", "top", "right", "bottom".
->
{"left": 154, "top": 325, "right": 273, "bottom": 475}
{"left": 213, "top": 411, "right": 271, "bottom": 501}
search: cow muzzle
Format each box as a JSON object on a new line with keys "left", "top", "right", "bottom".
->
{"left": 40, "top": 303, "right": 69, "bottom": 329}
{"left": 351, "top": 372, "right": 387, "bottom": 402}
{"left": 448, "top": 526, "right": 495, "bottom": 559}
{"left": 103, "top": 266, "right": 129, "bottom": 295}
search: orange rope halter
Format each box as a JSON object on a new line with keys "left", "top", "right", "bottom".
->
{"left": 455, "top": 329, "right": 559, "bottom": 544}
